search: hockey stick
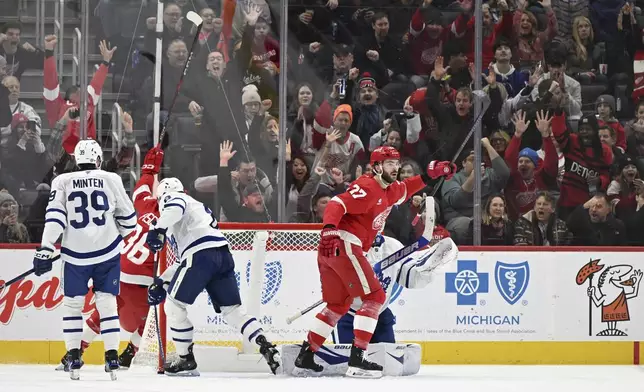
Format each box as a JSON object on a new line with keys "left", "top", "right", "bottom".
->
{"left": 154, "top": 10, "right": 203, "bottom": 147}
{"left": 0, "top": 254, "right": 61, "bottom": 290}
{"left": 285, "top": 197, "right": 437, "bottom": 324}
{"left": 411, "top": 90, "right": 491, "bottom": 226}
{"left": 152, "top": 252, "right": 166, "bottom": 374}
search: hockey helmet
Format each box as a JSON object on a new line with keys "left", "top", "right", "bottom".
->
{"left": 370, "top": 146, "right": 400, "bottom": 166}
{"left": 157, "top": 177, "right": 184, "bottom": 199}
{"left": 73, "top": 139, "right": 103, "bottom": 168}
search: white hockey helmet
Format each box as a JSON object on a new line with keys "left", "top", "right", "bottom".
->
{"left": 157, "top": 177, "right": 184, "bottom": 199}
{"left": 73, "top": 139, "right": 103, "bottom": 168}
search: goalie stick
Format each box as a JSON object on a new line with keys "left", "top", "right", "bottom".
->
{"left": 411, "top": 89, "right": 491, "bottom": 226}
{"left": 286, "top": 197, "right": 437, "bottom": 324}
{"left": 0, "top": 253, "right": 61, "bottom": 291}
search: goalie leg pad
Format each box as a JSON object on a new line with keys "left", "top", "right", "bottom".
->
{"left": 165, "top": 296, "right": 194, "bottom": 356}
{"left": 220, "top": 304, "right": 264, "bottom": 344}
{"left": 62, "top": 295, "right": 85, "bottom": 351}
{"left": 95, "top": 291, "right": 120, "bottom": 351}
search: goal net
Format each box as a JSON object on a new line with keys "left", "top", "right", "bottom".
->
{"left": 136, "top": 223, "right": 322, "bottom": 373}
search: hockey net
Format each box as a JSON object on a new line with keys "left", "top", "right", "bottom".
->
{"left": 136, "top": 223, "right": 322, "bottom": 373}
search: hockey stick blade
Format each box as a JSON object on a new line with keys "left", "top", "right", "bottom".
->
{"left": 186, "top": 11, "right": 203, "bottom": 26}
{"left": 0, "top": 254, "right": 61, "bottom": 290}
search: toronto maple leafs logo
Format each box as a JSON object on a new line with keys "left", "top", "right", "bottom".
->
{"left": 494, "top": 261, "right": 530, "bottom": 305}
{"left": 376, "top": 270, "right": 392, "bottom": 292}
{"left": 234, "top": 260, "right": 283, "bottom": 305}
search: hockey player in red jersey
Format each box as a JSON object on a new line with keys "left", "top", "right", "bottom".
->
{"left": 293, "top": 146, "right": 456, "bottom": 378}
{"left": 56, "top": 147, "right": 166, "bottom": 371}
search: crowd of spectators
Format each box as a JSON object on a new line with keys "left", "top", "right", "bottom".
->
{"left": 0, "top": 0, "right": 643, "bottom": 247}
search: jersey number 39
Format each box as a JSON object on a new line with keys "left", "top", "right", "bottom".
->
{"left": 68, "top": 190, "right": 110, "bottom": 229}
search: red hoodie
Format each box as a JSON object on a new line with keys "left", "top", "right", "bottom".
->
{"left": 504, "top": 134, "right": 559, "bottom": 220}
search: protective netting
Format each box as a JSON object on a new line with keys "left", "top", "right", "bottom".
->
{"left": 136, "top": 227, "right": 321, "bottom": 371}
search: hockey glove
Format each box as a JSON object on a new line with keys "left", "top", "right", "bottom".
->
{"left": 427, "top": 160, "right": 457, "bottom": 181}
{"left": 142, "top": 147, "right": 165, "bottom": 175}
{"left": 147, "top": 277, "right": 168, "bottom": 305}
{"left": 319, "top": 226, "right": 342, "bottom": 257}
{"left": 146, "top": 227, "right": 167, "bottom": 252}
{"left": 33, "top": 246, "right": 55, "bottom": 276}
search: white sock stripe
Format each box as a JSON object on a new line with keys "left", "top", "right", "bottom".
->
{"left": 130, "top": 330, "right": 142, "bottom": 348}
{"left": 353, "top": 315, "right": 378, "bottom": 334}
{"left": 344, "top": 241, "right": 371, "bottom": 294}
{"left": 310, "top": 316, "right": 334, "bottom": 339}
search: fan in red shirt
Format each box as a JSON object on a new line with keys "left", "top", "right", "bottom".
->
{"left": 504, "top": 110, "right": 559, "bottom": 220}
{"left": 293, "top": 146, "right": 455, "bottom": 378}
{"left": 552, "top": 112, "right": 613, "bottom": 220}
{"left": 55, "top": 147, "right": 166, "bottom": 372}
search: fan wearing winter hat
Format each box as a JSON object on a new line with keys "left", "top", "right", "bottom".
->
{"left": 352, "top": 72, "right": 387, "bottom": 149}
{"left": 551, "top": 111, "right": 613, "bottom": 220}
{"left": 595, "top": 94, "right": 626, "bottom": 151}
{"left": 242, "top": 84, "right": 262, "bottom": 129}
{"left": 312, "top": 100, "right": 366, "bottom": 178}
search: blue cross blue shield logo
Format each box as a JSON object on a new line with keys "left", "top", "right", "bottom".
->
{"left": 445, "top": 260, "right": 489, "bottom": 306}
{"left": 494, "top": 261, "right": 530, "bottom": 305}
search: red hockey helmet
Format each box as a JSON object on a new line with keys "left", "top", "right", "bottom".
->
{"left": 370, "top": 146, "right": 401, "bottom": 166}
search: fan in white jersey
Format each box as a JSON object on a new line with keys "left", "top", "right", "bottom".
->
{"left": 32, "top": 139, "right": 137, "bottom": 380}
{"left": 334, "top": 234, "right": 458, "bottom": 344}
{"left": 144, "top": 177, "right": 281, "bottom": 376}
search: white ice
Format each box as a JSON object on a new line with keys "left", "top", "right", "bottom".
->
{"left": 1, "top": 365, "right": 642, "bottom": 392}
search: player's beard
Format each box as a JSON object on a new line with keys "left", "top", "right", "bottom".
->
{"left": 381, "top": 170, "right": 397, "bottom": 184}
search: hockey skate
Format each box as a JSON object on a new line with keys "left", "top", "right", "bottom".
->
{"left": 118, "top": 342, "right": 137, "bottom": 369}
{"left": 293, "top": 341, "right": 323, "bottom": 376}
{"left": 66, "top": 349, "right": 83, "bottom": 380}
{"left": 105, "top": 350, "right": 119, "bottom": 380}
{"left": 345, "top": 343, "right": 382, "bottom": 379}
{"left": 256, "top": 335, "right": 281, "bottom": 374}
{"left": 55, "top": 349, "right": 85, "bottom": 371}
{"left": 164, "top": 343, "right": 200, "bottom": 377}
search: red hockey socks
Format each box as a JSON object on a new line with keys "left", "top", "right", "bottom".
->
{"left": 353, "top": 289, "right": 386, "bottom": 349}
{"left": 307, "top": 305, "right": 347, "bottom": 351}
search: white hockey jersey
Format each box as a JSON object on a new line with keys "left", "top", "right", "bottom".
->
{"left": 155, "top": 192, "right": 228, "bottom": 262}
{"left": 42, "top": 170, "right": 137, "bottom": 266}
{"left": 349, "top": 235, "right": 457, "bottom": 314}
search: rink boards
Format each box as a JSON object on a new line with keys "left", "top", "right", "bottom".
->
{"left": 0, "top": 245, "right": 643, "bottom": 365}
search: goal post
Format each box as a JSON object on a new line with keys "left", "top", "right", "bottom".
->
{"left": 137, "top": 223, "right": 323, "bottom": 373}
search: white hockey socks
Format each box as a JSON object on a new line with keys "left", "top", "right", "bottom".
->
{"left": 129, "top": 329, "right": 142, "bottom": 350}
{"left": 165, "top": 297, "right": 194, "bottom": 356}
{"left": 221, "top": 305, "right": 264, "bottom": 346}
{"left": 94, "top": 292, "right": 120, "bottom": 351}
{"left": 62, "top": 296, "right": 85, "bottom": 351}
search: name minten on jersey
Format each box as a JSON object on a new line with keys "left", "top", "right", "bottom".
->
{"left": 42, "top": 170, "right": 137, "bottom": 266}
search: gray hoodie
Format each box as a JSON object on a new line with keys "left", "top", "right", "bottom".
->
{"left": 440, "top": 156, "right": 511, "bottom": 222}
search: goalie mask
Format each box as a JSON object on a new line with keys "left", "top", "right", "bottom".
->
{"left": 157, "top": 177, "right": 184, "bottom": 199}
{"left": 73, "top": 139, "right": 103, "bottom": 168}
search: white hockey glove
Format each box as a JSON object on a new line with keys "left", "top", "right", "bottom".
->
{"left": 399, "top": 238, "right": 458, "bottom": 288}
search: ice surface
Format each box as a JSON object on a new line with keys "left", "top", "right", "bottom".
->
{"left": 1, "top": 365, "right": 642, "bottom": 392}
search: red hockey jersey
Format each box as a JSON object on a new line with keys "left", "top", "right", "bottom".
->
{"left": 119, "top": 174, "right": 159, "bottom": 286}
{"left": 324, "top": 175, "right": 425, "bottom": 252}
{"left": 42, "top": 54, "right": 107, "bottom": 153}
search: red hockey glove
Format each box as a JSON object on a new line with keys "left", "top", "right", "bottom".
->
{"left": 427, "top": 160, "right": 457, "bottom": 181}
{"left": 142, "top": 147, "right": 165, "bottom": 175}
{"left": 319, "top": 227, "right": 342, "bottom": 257}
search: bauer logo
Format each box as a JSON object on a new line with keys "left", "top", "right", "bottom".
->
{"left": 494, "top": 261, "right": 530, "bottom": 305}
